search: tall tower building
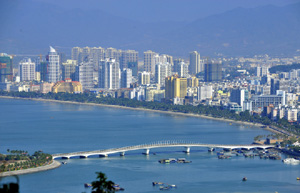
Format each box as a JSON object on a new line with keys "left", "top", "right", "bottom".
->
{"left": 176, "top": 61, "right": 189, "bottom": 78}
{"left": 121, "top": 68, "right": 132, "bottom": 88}
{"left": 99, "top": 58, "right": 120, "bottom": 89}
{"left": 47, "top": 46, "right": 60, "bottom": 83}
{"left": 204, "top": 61, "right": 222, "bottom": 82}
{"left": 230, "top": 88, "right": 247, "bottom": 108}
{"left": 71, "top": 47, "right": 82, "bottom": 62}
{"left": 62, "top": 60, "right": 77, "bottom": 81}
{"left": 165, "top": 75, "right": 187, "bottom": 100}
{"left": 155, "top": 62, "right": 172, "bottom": 86}
{"left": 19, "top": 58, "right": 36, "bottom": 81}
{"left": 120, "top": 50, "right": 139, "bottom": 70}
{"left": 0, "top": 53, "right": 13, "bottom": 82}
{"left": 189, "top": 51, "right": 201, "bottom": 75}
{"left": 144, "top": 50, "right": 157, "bottom": 74}
{"left": 138, "top": 71, "right": 151, "bottom": 85}
{"left": 75, "top": 61, "right": 94, "bottom": 90}
{"left": 90, "top": 47, "right": 105, "bottom": 67}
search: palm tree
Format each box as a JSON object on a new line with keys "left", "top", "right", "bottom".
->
{"left": 91, "top": 172, "right": 115, "bottom": 193}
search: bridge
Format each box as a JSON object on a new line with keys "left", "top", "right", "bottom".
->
{"left": 52, "top": 141, "right": 275, "bottom": 159}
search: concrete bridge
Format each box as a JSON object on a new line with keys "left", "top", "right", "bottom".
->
{"left": 52, "top": 141, "right": 275, "bottom": 159}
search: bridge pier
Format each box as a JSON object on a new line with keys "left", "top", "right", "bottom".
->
{"left": 143, "top": 149, "right": 150, "bottom": 155}
{"left": 120, "top": 152, "right": 125, "bottom": 156}
{"left": 184, "top": 147, "right": 190, "bottom": 153}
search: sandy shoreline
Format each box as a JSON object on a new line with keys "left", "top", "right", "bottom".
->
{"left": 0, "top": 160, "right": 61, "bottom": 177}
{"left": 0, "top": 95, "right": 281, "bottom": 134}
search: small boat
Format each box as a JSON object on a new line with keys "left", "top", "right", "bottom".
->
{"left": 297, "top": 177, "right": 300, "bottom": 180}
{"left": 242, "top": 177, "right": 247, "bottom": 181}
{"left": 282, "top": 158, "right": 300, "bottom": 165}
{"left": 61, "top": 161, "right": 67, "bottom": 164}
{"left": 84, "top": 183, "right": 92, "bottom": 188}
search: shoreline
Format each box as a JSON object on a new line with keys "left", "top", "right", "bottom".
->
{"left": 0, "top": 160, "right": 61, "bottom": 177}
{"left": 0, "top": 96, "right": 282, "bottom": 134}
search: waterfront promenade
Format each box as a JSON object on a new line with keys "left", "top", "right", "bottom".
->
{"left": 52, "top": 141, "right": 275, "bottom": 159}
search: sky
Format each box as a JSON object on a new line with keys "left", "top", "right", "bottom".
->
{"left": 31, "top": 0, "right": 300, "bottom": 22}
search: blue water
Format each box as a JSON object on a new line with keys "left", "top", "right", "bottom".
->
{"left": 0, "top": 98, "right": 299, "bottom": 193}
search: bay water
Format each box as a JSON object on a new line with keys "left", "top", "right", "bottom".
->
{"left": 0, "top": 98, "right": 299, "bottom": 193}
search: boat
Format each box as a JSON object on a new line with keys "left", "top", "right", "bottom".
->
{"left": 242, "top": 177, "right": 247, "bottom": 181}
{"left": 61, "top": 161, "right": 67, "bottom": 164}
{"left": 84, "top": 183, "right": 92, "bottom": 188}
{"left": 282, "top": 158, "right": 300, "bottom": 165}
{"left": 297, "top": 177, "right": 300, "bottom": 180}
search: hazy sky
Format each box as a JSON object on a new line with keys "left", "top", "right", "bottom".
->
{"left": 31, "top": 0, "right": 300, "bottom": 22}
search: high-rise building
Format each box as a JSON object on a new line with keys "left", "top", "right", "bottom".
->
{"left": 189, "top": 51, "right": 201, "bottom": 75}
{"left": 47, "top": 46, "right": 60, "bottom": 83}
{"left": 0, "top": 53, "right": 13, "bottom": 82}
{"left": 187, "top": 77, "right": 199, "bottom": 87}
{"left": 176, "top": 61, "right": 189, "bottom": 78}
{"left": 144, "top": 50, "right": 157, "bottom": 74}
{"left": 165, "top": 75, "right": 187, "bottom": 100}
{"left": 75, "top": 61, "right": 94, "bottom": 90}
{"left": 204, "top": 61, "right": 222, "bottom": 82}
{"left": 155, "top": 62, "right": 172, "bottom": 86}
{"left": 138, "top": 71, "right": 151, "bottom": 85}
{"left": 121, "top": 68, "right": 132, "bottom": 88}
{"left": 120, "top": 50, "right": 138, "bottom": 70}
{"left": 197, "top": 85, "right": 213, "bottom": 100}
{"left": 19, "top": 58, "right": 36, "bottom": 81}
{"left": 90, "top": 47, "right": 105, "bottom": 67}
{"left": 71, "top": 47, "right": 82, "bottom": 62}
{"left": 230, "top": 89, "right": 248, "bottom": 108}
{"left": 40, "top": 62, "right": 48, "bottom": 82}
{"left": 173, "top": 58, "right": 185, "bottom": 72}
{"left": 99, "top": 58, "right": 120, "bottom": 89}
{"left": 271, "top": 79, "right": 289, "bottom": 95}
{"left": 256, "top": 66, "right": 269, "bottom": 77}
{"left": 62, "top": 60, "right": 77, "bottom": 81}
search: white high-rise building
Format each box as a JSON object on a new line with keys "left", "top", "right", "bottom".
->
{"left": 75, "top": 61, "right": 94, "bottom": 90}
{"left": 121, "top": 68, "right": 132, "bottom": 88}
{"left": 47, "top": 46, "right": 60, "bottom": 83}
{"left": 99, "top": 58, "right": 120, "bottom": 89}
{"left": 144, "top": 50, "right": 157, "bottom": 74}
{"left": 176, "top": 61, "right": 189, "bottom": 78}
{"left": 189, "top": 51, "right": 201, "bottom": 75}
{"left": 19, "top": 58, "right": 36, "bottom": 81}
{"left": 197, "top": 85, "right": 213, "bottom": 100}
{"left": 89, "top": 47, "right": 105, "bottom": 67}
{"left": 155, "top": 62, "right": 172, "bottom": 86}
{"left": 139, "top": 71, "right": 151, "bottom": 85}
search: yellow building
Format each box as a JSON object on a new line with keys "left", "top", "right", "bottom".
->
{"left": 165, "top": 75, "right": 187, "bottom": 100}
{"left": 52, "top": 78, "right": 82, "bottom": 93}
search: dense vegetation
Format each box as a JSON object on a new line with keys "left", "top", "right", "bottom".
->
{"left": 269, "top": 63, "right": 300, "bottom": 73}
{"left": 0, "top": 91, "right": 299, "bottom": 135}
{"left": 0, "top": 150, "right": 52, "bottom": 172}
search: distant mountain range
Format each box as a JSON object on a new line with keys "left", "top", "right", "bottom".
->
{"left": 0, "top": 1, "right": 299, "bottom": 57}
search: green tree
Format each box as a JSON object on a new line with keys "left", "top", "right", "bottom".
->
{"left": 91, "top": 172, "right": 115, "bottom": 193}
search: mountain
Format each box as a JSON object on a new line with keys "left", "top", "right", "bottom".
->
{"left": 143, "top": 3, "right": 300, "bottom": 56}
{"left": 0, "top": 1, "right": 299, "bottom": 57}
